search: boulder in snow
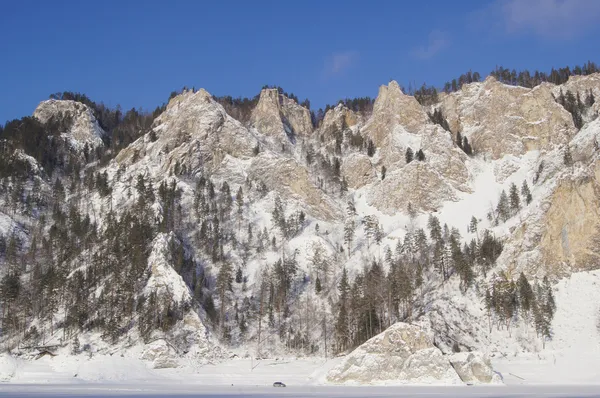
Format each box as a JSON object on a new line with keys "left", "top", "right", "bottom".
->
{"left": 326, "top": 322, "right": 462, "bottom": 385}
{"left": 449, "top": 352, "right": 503, "bottom": 384}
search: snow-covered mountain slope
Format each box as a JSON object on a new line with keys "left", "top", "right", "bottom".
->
{"left": 2, "top": 72, "right": 600, "bottom": 384}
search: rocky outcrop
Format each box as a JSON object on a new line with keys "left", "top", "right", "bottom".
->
{"left": 367, "top": 161, "right": 458, "bottom": 214}
{"left": 248, "top": 152, "right": 340, "bottom": 220}
{"left": 495, "top": 120, "right": 600, "bottom": 277}
{"left": 250, "top": 88, "right": 313, "bottom": 141}
{"left": 320, "top": 104, "right": 360, "bottom": 142}
{"left": 553, "top": 74, "right": 600, "bottom": 117}
{"left": 449, "top": 352, "right": 502, "bottom": 384}
{"left": 142, "top": 233, "right": 225, "bottom": 365}
{"left": 362, "top": 81, "right": 429, "bottom": 147}
{"left": 341, "top": 153, "right": 376, "bottom": 189}
{"left": 538, "top": 166, "right": 600, "bottom": 274}
{"left": 440, "top": 76, "right": 576, "bottom": 159}
{"left": 33, "top": 99, "right": 106, "bottom": 150}
{"left": 367, "top": 126, "right": 470, "bottom": 214}
{"left": 115, "top": 89, "right": 259, "bottom": 175}
{"left": 326, "top": 323, "right": 463, "bottom": 385}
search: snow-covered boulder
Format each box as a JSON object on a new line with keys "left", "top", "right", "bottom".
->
{"left": 0, "top": 354, "right": 17, "bottom": 382}
{"left": 449, "top": 352, "right": 502, "bottom": 385}
{"left": 141, "top": 340, "right": 180, "bottom": 369}
{"left": 326, "top": 322, "right": 462, "bottom": 385}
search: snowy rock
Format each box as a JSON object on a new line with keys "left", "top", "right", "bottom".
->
{"left": 552, "top": 73, "right": 600, "bottom": 118}
{"left": 320, "top": 104, "right": 360, "bottom": 141}
{"left": 440, "top": 76, "right": 576, "bottom": 159}
{"left": 116, "top": 89, "right": 259, "bottom": 175}
{"left": 248, "top": 152, "right": 341, "bottom": 220}
{"left": 144, "top": 233, "right": 192, "bottom": 304}
{"left": 362, "top": 81, "right": 429, "bottom": 147}
{"left": 33, "top": 99, "right": 106, "bottom": 151}
{"left": 326, "top": 322, "right": 462, "bottom": 385}
{"left": 367, "top": 161, "right": 459, "bottom": 214}
{"left": 0, "top": 354, "right": 16, "bottom": 382}
{"left": 341, "top": 153, "right": 376, "bottom": 189}
{"left": 250, "top": 88, "right": 313, "bottom": 141}
{"left": 141, "top": 340, "right": 180, "bottom": 369}
{"left": 449, "top": 352, "right": 502, "bottom": 384}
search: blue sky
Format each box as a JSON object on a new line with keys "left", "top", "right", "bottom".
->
{"left": 1, "top": 0, "right": 600, "bottom": 123}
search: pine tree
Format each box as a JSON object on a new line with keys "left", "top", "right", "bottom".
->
{"left": 381, "top": 165, "right": 386, "bottom": 180}
{"left": 405, "top": 147, "right": 414, "bottom": 164}
{"left": 509, "top": 182, "right": 520, "bottom": 214}
{"left": 367, "top": 139, "right": 376, "bottom": 157}
{"left": 496, "top": 190, "right": 510, "bottom": 223}
{"left": 521, "top": 180, "right": 532, "bottom": 205}
{"left": 236, "top": 186, "right": 244, "bottom": 217}
{"left": 517, "top": 272, "right": 534, "bottom": 314}
{"left": 335, "top": 268, "right": 351, "bottom": 351}
{"left": 416, "top": 149, "right": 426, "bottom": 161}
{"left": 468, "top": 216, "right": 477, "bottom": 235}
{"left": 344, "top": 219, "right": 355, "bottom": 253}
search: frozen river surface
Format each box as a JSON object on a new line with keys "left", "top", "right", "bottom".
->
{"left": 1, "top": 385, "right": 600, "bottom": 397}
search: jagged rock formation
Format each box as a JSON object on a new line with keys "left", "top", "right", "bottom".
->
{"left": 248, "top": 152, "right": 340, "bottom": 220}
{"left": 326, "top": 323, "right": 464, "bottom": 385}
{"left": 320, "top": 104, "right": 360, "bottom": 141}
{"left": 362, "top": 81, "right": 429, "bottom": 147}
{"left": 250, "top": 88, "right": 312, "bottom": 141}
{"left": 440, "top": 76, "right": 576, "bottom": 159}
{"left": 341, "top": 153, "right": 376, "bottom": 189}
{"left": 115, "top": 89, "right": 259, "bottom": 175}
{"left": 368, "top": 125, "right": 470, "bottom": 213}
{"left": 141, "top": 233, "right": 225, "bottom": 367}
{"left": 33, "top": 99, "right": 106, "bottom": 150}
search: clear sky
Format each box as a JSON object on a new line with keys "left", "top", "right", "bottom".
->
{"left": 1, "top": 0, "right": 600, "bottom": 123}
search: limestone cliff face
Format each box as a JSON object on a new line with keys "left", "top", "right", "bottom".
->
{"left": 370, "top": 125, "right": 470, "bottom": 213}
{"left": 552, "top": 74, "right": 600, "bottom": 118}
{"left": 250, "top": 88, "right": 313, "bottom": 140}
{"left": 368, "top": 161, "right": 459, "bottom": 214}
{"left": 497, "top": 119, "right": 600, "bottom": 278}
{"left": 440, "top": 76, "right": 576, "bottom": 159}
{"left": 362, "top": 80, "right": 429, "bottom": 147}
{"left": 341, "top": 153, "right": 376, "bottom": 189}
{"left": 115, "top": 89, "right": 259, "bottom": 175}
{"left": 320, "top": 104, "right": 360, "bottom": 142}
{"left": 248, "top": 152, "right": 340, "bottom": 221}
{"left": 33, "top": 99, "right": 106, "bottom": 150}
{"left": 539, "top": 175, "right": 600, "bottom": 274}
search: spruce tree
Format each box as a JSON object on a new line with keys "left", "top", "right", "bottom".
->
{"left": 509, "top": 183, "right": 520, "bottom": 213}
{"left": 521, "top": 180, "right": 532, "bottom": 205}
{"left": 496, "top": 190, "right": 510, "bottom": 223}
{"left": 405, "top": 147, "right": 414, "bottom": 164}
